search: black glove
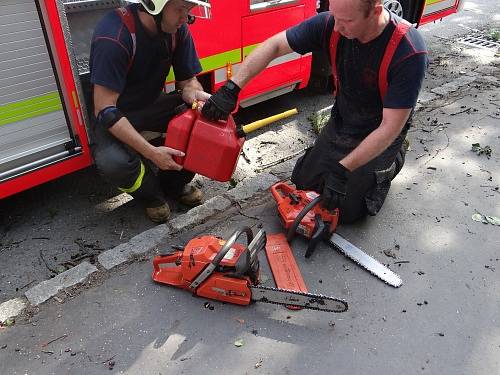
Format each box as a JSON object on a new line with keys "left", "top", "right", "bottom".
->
{"left": 321, "top": 162, "right": 350, "bottom": 211}
{"left": 202, "top": 80, "right": 241, "bottom": 121}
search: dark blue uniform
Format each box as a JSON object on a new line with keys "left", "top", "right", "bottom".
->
{"left": 90, "top": 4, "right": 201, "bottom": 111}
{"left": 287, "top": 12, "right": 428, "bottom": 222}
{"left": 89, "top": 5, "right": 202, "bottom": 207}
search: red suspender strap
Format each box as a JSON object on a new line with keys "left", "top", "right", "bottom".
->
{"left": 378, "top": 21, "right": 411, "bottom": 101}
{"left": 115, "top": 7, "right": 137, "bottom": 72}
{"left": 328, "top": 30, "right": 341, "bottom": 96}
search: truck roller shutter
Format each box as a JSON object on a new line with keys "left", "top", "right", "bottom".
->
{"left": 0, "top": 0, "right": 77, "bottom": 182}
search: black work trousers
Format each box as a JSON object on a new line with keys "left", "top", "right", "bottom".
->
{"left": 292, "top": 117, "right": 407, "bottom": 224}
{"left": 90, "top": 93, "right": 195, "bottom": 208}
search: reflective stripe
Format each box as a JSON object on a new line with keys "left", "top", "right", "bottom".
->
{"left": 213, "top": 52, "right": 307, "bottom": 84}
{"left": 166, "top": 44, "right": 308, "bottom": 84}
{"left": 166, "top": 48, "right": 241, "bottom": 82}
{"left": 0, "top": 92, "right": 62, "bottom": 127}
{"left": 164, "top": 83, "right": 176, "bottom": 93}
{"left": 118, "top": 160, "right": 145, "bottom": 193}
{"left": 268, "top": 51, "right": 307, "bottom": 68}
{"left": 214, "top": 62, "right": 241, "bottom": 84}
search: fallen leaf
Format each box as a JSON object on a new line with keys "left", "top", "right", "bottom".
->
{"left": 485, "top": 216, "right": 500, "bottom": 226}
{"left": 235, "top": 318, "right": 245, "bottom": 324}
{"left": 472, "top": 213, "right": 488, "bottom": 223}
{"left": 472, "top": 213, "right": 500, "bottom": 225}
{"left": 234, "top": 338, "right": 244, "bottom": 347}
{"left": 2, "top": 318, "right": 15, "bottom": 327}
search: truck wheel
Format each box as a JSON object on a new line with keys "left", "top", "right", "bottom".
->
{"left": 383, "top": 0, "right": 404, "bottom": 17}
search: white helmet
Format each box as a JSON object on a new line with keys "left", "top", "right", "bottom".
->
{"left": 130, "top": 0, "right": 211, "bottom": 17}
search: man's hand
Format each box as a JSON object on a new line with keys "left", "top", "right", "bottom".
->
{"left": 201, "top": 80, "right": 241, "bottom": 121}
{"left": 321, "top": 162, "right": 350, "bottom": 211}
{"left": 181, "top": 88, "right": 211, "bottom": 108}
{"left": 147, "top": 146, "right": 184, "bottom": 171}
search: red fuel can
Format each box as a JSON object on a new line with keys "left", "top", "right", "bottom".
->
{"left": 165, "top": 109, "right": 244, "bottom": 182}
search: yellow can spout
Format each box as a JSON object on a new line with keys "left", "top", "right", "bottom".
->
{"left": 242, "top": 108, "right": 298, "bottom": 135}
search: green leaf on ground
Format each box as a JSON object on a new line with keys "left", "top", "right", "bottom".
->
{"left": 488, "top": 29, "right": 500, "bottom": 41}
{"left": 308, "top": 110, "right": 331, "bottom": 134}
{"left": 2, "top": 318, "right": 15, "bottom": 327}
{"left": 234, "top": 338, "right": 244, "bottom": 347}
{"left": 471, "top": 143, "right": 492, "bottom": 158}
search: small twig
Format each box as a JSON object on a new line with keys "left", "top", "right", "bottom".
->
{"left": 256, "top": 147, "right": 308, "bottom": 171}
{"left": 235, "top": 205, "right": 261, "bottom": 221}
{"left": 424, "top": 131, "right": 450, "bottom": 166}
{"left": 32, "top": 237, "right": 50, "bottom": 240}
{"left": 241, "top": 150, "right": 251, "bottom": 164}
{"left": 41, "top": 334, "right": 68, "bottom": 348}
{"left": 39, "top": 249, "right": 58, "bottom": 274}
{"left": 19, "top": 280, "right": 35, "bottom": 290}
{"left": 450, "top": 107, "right": 471, "bottom": 116}
{"left": 101, "top": 355, "right": 116, "bottom": 364}
{"left": 394, "top": 261, "right": 410, "bottom": 264}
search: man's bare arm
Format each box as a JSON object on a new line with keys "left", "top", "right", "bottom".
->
{"left": 231, "top": 31, "right": 293, "bottom": 89}
{"left": 340, "top": 108, "right": 412, "bottom": 171}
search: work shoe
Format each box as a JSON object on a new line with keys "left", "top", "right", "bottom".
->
{"left": 178, "top": 185, "right": 203, "bottom": 207}
{"left": 145, "top": 203, "right": 171, "bottom": 224}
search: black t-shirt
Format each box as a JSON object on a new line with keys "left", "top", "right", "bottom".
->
{"left": 90, "top": 4, "right": 202, "bottom": 112}
{"left": 286, "top": 11, "right": 428, "bottom": 135}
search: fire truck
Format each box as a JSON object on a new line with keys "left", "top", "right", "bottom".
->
{"left": 0, "top": 0, "right": 464, "bottom": 199}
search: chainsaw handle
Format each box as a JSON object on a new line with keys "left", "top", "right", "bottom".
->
{"left": 270, "top": 182, "right": 294, "bottom": 203}
{"left": 286, "top": 195, "right": 322, "bottom": 243}
{"left": 189, "top": 227, "right": 254, "bottom": 291}
{"left": 212, "top": 227, "right": 253, "bottom": 266}
{"left": 152, "top": 252, "right": 182, "bottom": 273}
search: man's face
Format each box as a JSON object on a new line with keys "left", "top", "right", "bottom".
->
{"left": 330, "top": 0, "right": 376, "bottom": 40}
{"left": 161, "top": 0, "right": 195, "bottom": 33}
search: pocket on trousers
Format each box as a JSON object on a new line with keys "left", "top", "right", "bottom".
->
{"left": 364, "top": 165, "right": 394, "bottom": 216}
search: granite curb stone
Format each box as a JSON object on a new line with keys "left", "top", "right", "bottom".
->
{"left": 98, "top": 224, "right": 170, "bottom": 270}
{"left": 0, "top": 298, "right": 27, "bottom": 324}
{"left": 225, "top": 173, "right": 280, "bottom": 202}
{"left": 25, "top": 262, "right": 98, "bottom": 306}
{"left": 169, "top": 195, "right": 232, "bottom": 233}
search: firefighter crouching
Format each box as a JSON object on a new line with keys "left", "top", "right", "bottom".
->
{"left": 203, "top": 0, "right": 429, "bottom": 224}
{"left": 90, "top": 0, "right": 211, "bottom": 223}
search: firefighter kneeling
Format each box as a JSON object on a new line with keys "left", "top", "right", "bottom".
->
{"left": 90, "top": 0, "right": 211, "bottom": 223}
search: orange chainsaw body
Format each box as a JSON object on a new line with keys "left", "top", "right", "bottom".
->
{"left": 152, "top": 236, "right": 254, "bottom": 306}
{"left": 271, "top": 182, "right": 339, "bottom": 238}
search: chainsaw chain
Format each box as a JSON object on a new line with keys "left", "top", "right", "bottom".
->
{"left": 251, "top": 285, "right": 348, "bottom": 313}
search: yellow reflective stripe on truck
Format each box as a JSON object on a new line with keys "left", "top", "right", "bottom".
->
{"left": 0, "top": 92, "right": 62, "bottom": 126}
{"left": 166, "top": 47, "right": 241, "bottom": 82}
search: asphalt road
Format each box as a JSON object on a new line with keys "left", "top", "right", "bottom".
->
{"left": 1, "top": 1, "right": 500, "bottom": 374}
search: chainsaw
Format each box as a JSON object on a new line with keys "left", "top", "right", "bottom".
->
{"left": 152, "top": 226, "right": 348, "bottom": 313}
{"left": 271, "top": 182, "right": 403, "bottom": 287}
